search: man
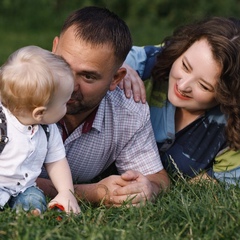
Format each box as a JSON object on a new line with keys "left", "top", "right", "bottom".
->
{"left": 37, "top": 6, "right": 169, "bottom": 206}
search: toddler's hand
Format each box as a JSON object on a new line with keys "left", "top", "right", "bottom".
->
{"left": 48, "top": 190, "right": 80, "bottom": 214}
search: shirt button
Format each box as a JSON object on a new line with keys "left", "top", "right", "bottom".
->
{"left": 25, "top": 173, "right": 28, "bottom": 177}
{"left": 17, "top": 182, "right": 20, "bottom": 185}
{"left": 28, "top": 126, "right": 32, "bottom": 130}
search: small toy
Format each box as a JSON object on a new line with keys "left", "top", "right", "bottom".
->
{"left": 49, "top": 204, "right": 65, "bottom": 221}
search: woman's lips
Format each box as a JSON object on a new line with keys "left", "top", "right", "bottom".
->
{"left": 174, "top": 84, "right": 191, "bottom": 100}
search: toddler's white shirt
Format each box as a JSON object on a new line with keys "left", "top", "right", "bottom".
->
{"left": 0, "top": 105, "right": 65, "bottom": 206}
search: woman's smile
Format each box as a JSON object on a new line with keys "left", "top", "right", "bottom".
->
{"left": 174, "top": 84, "right": 191, "bottom": 100}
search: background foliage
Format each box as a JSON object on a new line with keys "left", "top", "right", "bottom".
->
{"left": 1, "top": 0, "right": 240, "bottom": 64}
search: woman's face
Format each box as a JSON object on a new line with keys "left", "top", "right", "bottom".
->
{"left": 168, "top": 38, "right": 222, "bottom": 114}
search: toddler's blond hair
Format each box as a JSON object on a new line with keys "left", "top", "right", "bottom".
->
{"left": 0, "top": 45, "right": 73, "bottom": 114}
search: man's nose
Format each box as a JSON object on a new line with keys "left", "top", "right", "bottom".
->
{"left": 73, "top": 82, "right": 80, "bottom": 92}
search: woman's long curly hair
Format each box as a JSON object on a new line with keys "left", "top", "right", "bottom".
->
{"left": 152, "top": 17, "right": 240, "bottom": 150}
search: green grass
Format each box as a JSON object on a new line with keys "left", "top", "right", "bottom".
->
{"left": 1, "top": 181, "right": 239, "bottom": 240}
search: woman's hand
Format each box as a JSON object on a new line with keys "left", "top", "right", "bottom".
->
{"left": 119, "top": 63, "right": 146, "bottom": 103}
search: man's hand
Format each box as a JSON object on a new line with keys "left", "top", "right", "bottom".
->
{"left": 95, "top": 175, "right": 131, "bottom": 206}
{"left": 110, "top": 170, "right": 155, "bottom": 206}
{"left": 101, "top": 170, "right": 170, "bottom": 207}
{"left": 111, "top": 170, "right": 169, "bottom": 206}
{"left": 74, "top": 173, "right": 157, "bottom": 207}
{"left": 119, "top": 63, "right": 146, "bottom": 103}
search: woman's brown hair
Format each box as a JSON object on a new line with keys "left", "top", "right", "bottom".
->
{"left": 152, "top": 17, "right": 240, "bottom": 150}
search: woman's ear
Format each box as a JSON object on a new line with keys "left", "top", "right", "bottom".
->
{"left": 32, "top": 106, "right": 47, "bottom": 122}
{"left": 109, "top": 67, "right": 127, "bottom": 91}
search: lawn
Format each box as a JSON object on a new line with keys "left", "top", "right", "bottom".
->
{"left": 0, "top": 180, "right": 239, "bottom": 240}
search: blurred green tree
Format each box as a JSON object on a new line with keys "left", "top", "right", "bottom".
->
{"left": 1, "top": 0, "right": 240, "bottom": 63}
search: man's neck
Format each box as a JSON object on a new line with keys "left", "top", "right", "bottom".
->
{"left": 63, "top": 108, "right": 97, "bottom": 135}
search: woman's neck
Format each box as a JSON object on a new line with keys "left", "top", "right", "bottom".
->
{"left": 175, "top": 107, "right": 204, "bottom": 132}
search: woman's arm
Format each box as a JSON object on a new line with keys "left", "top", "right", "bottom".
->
{"left": 120, "top": 45, "right": 162, "bottom": 103}
{"left": 125, "top": 45, "right": 162, "bottom": 79}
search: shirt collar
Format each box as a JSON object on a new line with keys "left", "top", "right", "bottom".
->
{"left": 58, "top": 95, "right": 108, "bottom": 142}
{"left": 82, "top": 106, "right": 99, "bottom": 133}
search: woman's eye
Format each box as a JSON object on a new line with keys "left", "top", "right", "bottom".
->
{"left": 182, "top": 61, "right": 188, "bottom": 71}
{"left": 200, "top": 83, "right": 210, "bottom": 91}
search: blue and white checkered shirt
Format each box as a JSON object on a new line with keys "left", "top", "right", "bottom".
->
{"left": 40, "top": 87, "right": 163, "bottom": 183}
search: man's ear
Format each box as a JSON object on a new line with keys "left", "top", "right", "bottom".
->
{"left": 52, "top": 36, "right": 59, "bottom": 53}
{"left": 109, "top": 67, "right": 127, "bottom": 91}
{"left": 32, "top": 106, "right": 47, "bottom": 122}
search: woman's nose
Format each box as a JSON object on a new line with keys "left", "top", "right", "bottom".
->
{"left": 177, "top": 77, "right": 192, "bottom": 93}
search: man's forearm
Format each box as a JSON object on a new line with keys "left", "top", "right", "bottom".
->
{"left": 74, "top": 182, "right": 108, "bottom": 203}
{"left": 37, "top": 177, "right": 108, "bottom": 204}
{"left": 36, "top": 178, "right": 58, "bottom": 198}
{"left": 147, "top": 169, "right": 170, "bottom": 196}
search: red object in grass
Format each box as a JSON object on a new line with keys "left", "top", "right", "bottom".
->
{"left": 49, "top": 203, "right": 65, "bottom": 211}
{"left": 49, "top": 204, "right": 65, "bottom": 221}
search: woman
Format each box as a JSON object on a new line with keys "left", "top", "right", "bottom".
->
{"left": 125, "top": 17, "right": 240, "bottom": 184}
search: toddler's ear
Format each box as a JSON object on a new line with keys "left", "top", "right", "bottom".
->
{"left": 32, "top": 106, "right": 46, "bottom": 122}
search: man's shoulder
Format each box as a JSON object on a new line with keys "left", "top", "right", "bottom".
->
{"left": 105, "top": 87, "right": 149, "bottom": 115}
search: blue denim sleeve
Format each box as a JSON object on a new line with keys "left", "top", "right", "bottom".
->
{"left": 142, "top": 46, "right": 162, "bottom": 80}
{"left": 125, "top": 45, "right": 162, "bottom": 80}
{"left": 125, "top": 46, "right": 147, "bottom": 78}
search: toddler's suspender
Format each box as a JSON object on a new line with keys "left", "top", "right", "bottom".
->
{"left": 0, "top": 106, "right": 49, "bottom": 153}
{"left": 0, "top": 106, "right": 8, "bottom": 153}
{"left": 40, "top": 124, "right": 50, "bottom": 141}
